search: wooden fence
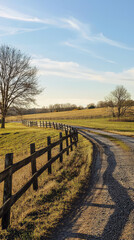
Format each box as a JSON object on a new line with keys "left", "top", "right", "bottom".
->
{"left": 22, "top": 120, "right": 72, "bottom": 131}
{"left": 0, "top": 124, "right": 78, "bottom": 229}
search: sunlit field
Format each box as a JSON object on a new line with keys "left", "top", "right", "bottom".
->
{"left": 5, "top": 106, "right": 134, "bottom": 136}
{"left": 6, "top": 106, "right": 134, "bottom": 122}
{"left": 6, "top": 107, "right": 112, "bottom": 121}
{"left": 0, "top": 123, "right": 92, "bottom": 239}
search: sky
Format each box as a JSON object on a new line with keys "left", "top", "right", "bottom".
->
{"left": 0, "top": 0, "right": 134, "bottom": 107}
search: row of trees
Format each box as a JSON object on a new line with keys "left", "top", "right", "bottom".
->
{"left": 7, "top": 103, "right": 84, "bottom": 116}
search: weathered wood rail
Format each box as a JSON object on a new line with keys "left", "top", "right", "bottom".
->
{"left": 0, "top": 122, "right": 78, "bottom": 229}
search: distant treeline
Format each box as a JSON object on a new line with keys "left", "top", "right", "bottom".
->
{"left": 7, "top": 103, "right": 84, "bottom": 116}
{"left": 7, "top": 100, "right": 134, "bottom": 116}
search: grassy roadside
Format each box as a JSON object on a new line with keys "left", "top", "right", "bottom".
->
{"left": 0, "top": 124, "right": 93, "bottom": 239}
{"left": 88, "top": 131, "right": 130, "bottom": 151}
{"left": 55, "top": 118, "right": 134, "bottom": 136}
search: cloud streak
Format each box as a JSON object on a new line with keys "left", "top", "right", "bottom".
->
{"left": 62, "top": 17, "right": 134, "bottom": 51}
{"left": 0, "top": 5, "right": 55, "bottom": 24}
{"left": 0, "top": 25, "right": 47, "bottom": 37}
{"left": 64, "top": 41, "right": 116, "bottom": 64}
{"left": 32, "top": 57, "right": 134, "bottom": 85}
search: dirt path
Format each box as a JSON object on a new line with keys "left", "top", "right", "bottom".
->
{"left": 49, "top": 129, "right": 134, "bottom": 240}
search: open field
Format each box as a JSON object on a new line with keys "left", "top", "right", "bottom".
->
{"left": 0, "top": 123, "right": 92, "bottom": 239}
{"left": 6, "top": 107, "right": 111, "bottom": 121}
{"left": 6, "top": 106, "right": 134, "bottom": 122}
{"left": 5, "top": 107, "right": 134, "bottom": 136}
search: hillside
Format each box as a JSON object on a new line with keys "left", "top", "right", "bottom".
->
{"left": 6, "top": 106, "right": 134, "bottom": 121}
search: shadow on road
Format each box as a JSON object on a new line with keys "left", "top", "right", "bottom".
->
{"left": 101, "top": 145, "right": 134, "bottom": 240}
{"left": 47, "top": 137, "right": 134, "bottom": 240}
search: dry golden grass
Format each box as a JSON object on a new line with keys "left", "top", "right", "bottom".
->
{"left": 6, "top": 107, "right": 111, "bottom": 121}
{"left": 6, "top": 106, "right": 134, "bottom": 122}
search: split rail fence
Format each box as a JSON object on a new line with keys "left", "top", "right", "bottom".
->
{"left": 0, "top": 121, "right": 78, "bottom": 229}
{"left": 22, "top": 120, "right": 72, "bottom": 131}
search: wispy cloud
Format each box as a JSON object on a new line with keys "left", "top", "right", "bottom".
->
{"left": 0, "top": 5, "right": 55, "bottom": 24}
{"left": 0, "top": 5, "right": 134, "bottom": 51}
{"left": 62, "top": 17, "right": 134, "bottom": 51}
{"left": 86, "top": 32, "right": 134, "bottom": 50}
{"left": 32, "top": 57, "right": 134, "bottom": 85}
{"left": 64, "top": 41, "right": 116, "bottom": 64}
{"left": 0, "top": 25, "right": 47, "bottom": 37}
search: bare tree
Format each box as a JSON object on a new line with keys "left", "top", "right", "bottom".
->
{"left": 105, "top": 85, "right": 132, "bottom": 117}
{"left": 0, "top": 45, "right": 41, "bottom": 128}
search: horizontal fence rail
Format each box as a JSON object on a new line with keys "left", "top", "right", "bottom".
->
{"left": 0, "top": 122, "right": 78, "bottom": 230}
{"left": 22, "top": 120, "right": 73, "bottom": 132}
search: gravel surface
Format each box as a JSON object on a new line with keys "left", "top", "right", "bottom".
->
{"left": 49, "top": 129, "right": 134, "bottom": 240}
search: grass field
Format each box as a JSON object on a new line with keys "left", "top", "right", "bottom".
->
{"left": 0, "top": 123, "right": 62, "bottom": 172}
{"left": 6, "top": 107, "right": 134, "bottom": 136}
{"left": 6, "top": 107, "right": 112, "bottom": 121}
{"left": 57, "top": 118, "right": 134, "bottom": 136}
{"left": 6, "top": 106, "right": 134, "bottom": 122}
{"left": 0, "top": 123, "right": 92, "bottom": 239}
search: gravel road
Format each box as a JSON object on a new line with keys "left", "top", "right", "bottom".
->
{"left": 49, "top": 128, "right": 134, "bottom": 240}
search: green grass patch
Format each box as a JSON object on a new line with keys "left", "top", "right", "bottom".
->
{"left": 0, "top": 123, "right": 61, "bottom": 171}
{"left": 0, "top": 134, "right": 92, "bottom": 239}
{"left": 89, "top": 131, "right": 130, "bottom": 151}
{"left": 55, "top": 118, "right": 134, "bottom": 136}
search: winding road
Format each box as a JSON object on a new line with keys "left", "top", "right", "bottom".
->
{"left": 50, "top": 127, "right": 134, "bottom": 240}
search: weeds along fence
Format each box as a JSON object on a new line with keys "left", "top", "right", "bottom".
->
{"left": 0, "top": 121, "right": 78, "bottom": 230}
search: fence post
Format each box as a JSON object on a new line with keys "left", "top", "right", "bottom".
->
{"left": 30, "top": 143, "right": 38, "bottom": 191}
{"left": 47, "top": 136, "right": 52, "bottom": 174}
{"left": 70, "top": 129, "right": 73, "bottom": 151}
{"left": 2, "top": 153, "right": 13, "bottom": 229}
{"left": 65, "top": 130, "right": 69, "bottom": 155}
{"left": 74, "top": 129, "right": 77, "bottom": 147}
{"left": 77, "top": 130, "right": 78, "bottom": 143}
{"left": 40, "top": 121, "right": 41, "bottom": 127}
{"left": 46, "top": 121, "right": 47, "bottom": 128}
{"left": 59, "top": 132, "right": 63, "bottom": 162}
{"left": 43, "top": 121, "right": 44, "bottom": 128}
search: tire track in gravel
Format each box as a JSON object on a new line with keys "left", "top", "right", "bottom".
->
{"left": 49, "top": 129, "right": 134, "bottom": 240}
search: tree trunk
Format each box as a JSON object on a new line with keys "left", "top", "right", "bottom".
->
{"left": 1, "top": 116, "right": 5, "bottom": 128}
{"left": 118, "top": 107, "right": 121, "bottom": 118}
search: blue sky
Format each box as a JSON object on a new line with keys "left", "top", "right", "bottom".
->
{"left": 0, "top": 0, "right": 134, "bottom": 107}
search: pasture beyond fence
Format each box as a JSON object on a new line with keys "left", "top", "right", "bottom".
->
{"left": 0, "top": 121, "right": 78, "bottom": 229}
